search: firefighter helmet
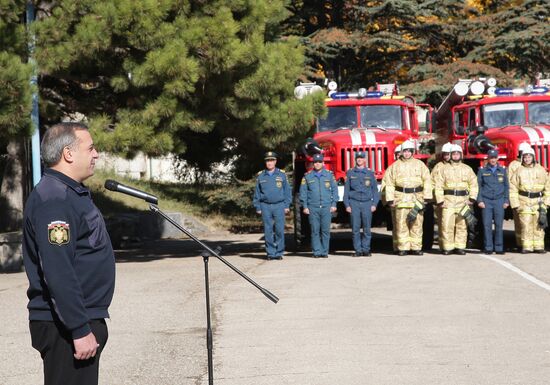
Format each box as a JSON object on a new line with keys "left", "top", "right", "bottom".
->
{"left": 522, "top": 147, "right": 535, "bottom": 157}
{"left": 441, "top": 142, "right": 453, "bottom": 153}
{"left": 451, "top": 144, "right": 463, "bottom": 153}
{"left": 518, "top": 142, "right": 532, "bottom": 156}
{"left": 394, "top": 144, "right": 402, "bottom": 153}
{"left": 401, "top": 140, "right": 415, "bottom": 151}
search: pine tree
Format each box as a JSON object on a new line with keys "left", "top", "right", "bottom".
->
{"left": 33, "top": 0, "right": 324, "bottom": 175}
{"left": 0, "top": 0, "right": 32, "bottom": 140}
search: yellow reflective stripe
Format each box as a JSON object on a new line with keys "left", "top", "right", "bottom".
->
{"left": 396, "top": 203, "right": 415, "bottom": 208}
{"left": 396, "top": 177, "right": 422, "bottom": 183}
{"left": 519, "top": 185, "right": 544, "bottom": 190}
{"left": 518, "top": 209, "right": 538, "bottom": 214}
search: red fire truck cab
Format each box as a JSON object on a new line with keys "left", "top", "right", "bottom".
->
{"left": 437, "top": 77, "right": 550, "bottom": 171}
{"left": 293, "top": 82, "right": 435, "bottom": 249}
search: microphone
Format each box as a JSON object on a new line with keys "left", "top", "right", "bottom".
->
{"left": 104, "top": 179, "right": 158, "bottom": 205}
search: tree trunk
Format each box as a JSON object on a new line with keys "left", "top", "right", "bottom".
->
{"left": 0, "top": 140, "right": 27, "bottom": 232}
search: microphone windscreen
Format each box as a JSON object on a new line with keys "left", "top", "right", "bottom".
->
{"left": 104, "top": 179, "right": 119, "bottom": 191}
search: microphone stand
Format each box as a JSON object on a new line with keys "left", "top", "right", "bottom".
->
{"left": 149, "top": 204, "right": 279, "bottom": 385}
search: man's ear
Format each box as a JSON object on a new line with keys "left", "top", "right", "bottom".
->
{"left": 61, "top": 146, "right": 74, "bottom": 164}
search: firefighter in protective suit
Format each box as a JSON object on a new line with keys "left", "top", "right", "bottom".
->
{"left": 434, "top": 145, "right": 478, "bottom": 255}
{"left": 431, "top": 142, "right": 453, "bottom": 249}
{"left": 384, "top": 140, "right": 432, "bottom": 255}
{"left": 508, "top": 142, "right": 533, "bottom": 248}
{"left": 509, "top": 147, "right": 548, "bottom": 253}
{"left": 381, "top": 145, "right": 403, "bottom": 251}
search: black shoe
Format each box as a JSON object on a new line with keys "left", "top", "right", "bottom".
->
{"left": 410, "top": 250, "right": 423, "bottom": 256}
{"left": 320, "top": 254, "right": 328, "bottom": 258}
{"left": 266, "top": 256, "right": 275, "bottom": 260}
{"left": 397, "top": 251, "right": 407, "bottom": 256}
{"left": 534, "top": 249, "right": 546, "bottom": 254}
{"left": 496, "top": 251, "right": 505, "bottom": 255}
{"left": 484, "top": 250, "right": 493, "bottom": 255}
{"left": 363, "top": 251, "right": 372, "bottom": 257}
{"left": 274, "top": 256, "right": 283, "bottom": 260}
{"left": 455, "top": 249, "right": 466, "bottom": 255}
{"left": 442, "top": 250, "right": 452, "bottom": 255}
{"left": 521, "top": 249, "right": 532, "bottom": 254}
{"left": 352, "top": 252, "right": 362, "bottom": 257}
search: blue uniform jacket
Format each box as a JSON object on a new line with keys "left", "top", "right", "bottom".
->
{"left": 476, "top": 165, "right": 510, "bottom": 204}
{"left": 299, "top": 168, "right": 339, "bottom": 209}
{"left": 22, "top": 169, "right": 116, "bottom": 339}
{"left": 343, "top": 167, "right": 380, "bottom": 207}
{"left": 253, "top": 168, "right": 292, "bottom": 211}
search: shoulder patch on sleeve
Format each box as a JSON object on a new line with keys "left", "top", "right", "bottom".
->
{"left": 48, "top": 221, "right": 70, "bottom": 246}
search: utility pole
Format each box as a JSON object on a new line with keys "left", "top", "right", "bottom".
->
{"left": 26, "top": 1, "right": 41, "bottom": 186}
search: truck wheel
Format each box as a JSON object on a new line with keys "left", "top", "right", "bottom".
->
{"left": 293, "top": 194, "right": 310, "bottom": 251}
{"left": 422, "top": 203, "right": 434, "bottom": 251}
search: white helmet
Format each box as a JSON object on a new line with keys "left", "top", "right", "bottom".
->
{"left": 441, "top": 142, "right": 453, "bottom": 153}
{"left": 394, "top": 144, "right": 402, "bottom": 153}
{"left": 522, "top": 147, "right": 535, "bottom": 157}
{"left": 451, "top": 144, "right": 463, "bottom": 153}
{"left": 518, "top": 142, "right": 532, "bottom": 154}
{"left": 401, "top": 140, "right": 415, "bottom": 151}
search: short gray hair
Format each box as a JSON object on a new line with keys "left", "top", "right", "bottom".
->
{"left": 41, "top": 122, "right": 89, "bottom": 167}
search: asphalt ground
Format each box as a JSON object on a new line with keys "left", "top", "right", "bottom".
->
{"left": 2, "top": 223, "right": 550, "bottom": 385}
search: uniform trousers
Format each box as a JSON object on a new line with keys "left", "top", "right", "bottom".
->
{"left": 391, "top": 207, "right": 424, "bottom": 251}
{"left": 512, "top": 209, "right": 521, "bottom": 246}
{"left": 481, "top": 198, "right": 505, "bottom": 252}
{"left": 349, "top": 200, "right": 373, "bottom": 253}
{"left": 435, "top": 205, "right": 444, "bottom": 249}
{"left": 30, "top": 319, "right": 108, "bottom": 385}
{"left": 308, "top": 206, "right": 332, "bottom": 256}
{"left": 440, "top": 207, "right": 468, "bottom": 250}
{"left": 517, "top": 199, "right": 545, "bottom": 251}
{"left": 260, "top": 202, "right": 285, "bottom": 257}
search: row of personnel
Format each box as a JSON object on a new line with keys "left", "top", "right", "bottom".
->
{"left": 253, "top": 142, "right": 550, "bottom": 259}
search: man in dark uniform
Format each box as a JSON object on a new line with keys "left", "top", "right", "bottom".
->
{"left": 343, "top": 151, "right": 380, "bottom": 256}
{"left": 299, "top": 153, "right": 339, "bottom": 258}
{"left": 22, "top": 122, "right": 115, "bottom": 385}
{"left": 253, "top": 151, "right": 291, "bottom": 260}
{"left": 477, "top": 149, "right": 509, "bottom": 254}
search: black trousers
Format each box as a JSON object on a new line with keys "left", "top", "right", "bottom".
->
{"left": 30, "top": 319, "right": 108, "bottom": 385}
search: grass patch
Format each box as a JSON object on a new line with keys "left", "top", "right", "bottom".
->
{"left": 87, "top": 170, "right": 263, "bottom": 232}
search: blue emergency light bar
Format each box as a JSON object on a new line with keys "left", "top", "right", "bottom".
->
{"left": 494, "top": 86, "right": 549, "bottom": 96}
{"left": 330, "top": 91, "right": 384, "bottom": 100}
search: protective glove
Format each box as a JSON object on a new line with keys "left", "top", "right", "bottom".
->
{"left": 538, "top": 203, "right": 548, "bottom": 230}
{"left": 406, "top": 200, "right": 424, "bottom": 225}
{"left": 459, "top": 204, "right": 478, "bottom": 232}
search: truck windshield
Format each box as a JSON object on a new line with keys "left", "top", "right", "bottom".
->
{"left": 529, "top": 102, "right": 550, "bottom": 125}
{"left": 360, "top": 105, "right": 403, "bottom": 130}
{"left": 482, "top": 103, "right": 525, "bottom": 128}
{"left": 317, "top": 106, "right": 357, "bottom": 132}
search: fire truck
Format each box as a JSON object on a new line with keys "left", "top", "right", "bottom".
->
{"left": 292, "top": 81, "right": 435, "bottom": 249}
{"left": 436, "top": 76, "right": 550, "bottom": 170}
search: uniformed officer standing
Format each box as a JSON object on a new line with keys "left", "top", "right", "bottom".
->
{"left": 253, "top": 151, "right": 292, "bottom": 260}
{"left": 383, "top": 140, "right": 432, "bottom": 256}
{"left": 477, "top": 149, "right": 509, "bottom": 254}
{"left": 22, "top": 123, "right": 115, "bottom": 385}
{"left": 343, "top": 151, "right": 380, "bottom": 256}
{"left": 299, "top": 153, "right": 339, "bottom": 258}
{"left": 433, "top": 145, "right": 478, "bottom": 255}
{"left": 509, "top": 147, "right": 548, "bottom": 253}
{"left": 508, "top": 142, "right": 532, "bottom": 248}
{"left": 431, "top": 142, "right": 452, "bottom": 249}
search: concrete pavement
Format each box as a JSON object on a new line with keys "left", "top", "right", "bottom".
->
{"left": 1, "top": 229, "right": 550, "bottom": 384}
